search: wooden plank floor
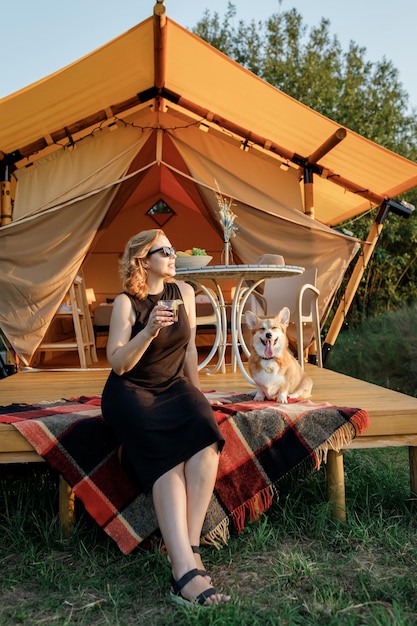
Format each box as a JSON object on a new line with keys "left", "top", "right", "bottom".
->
{"left": 1, "top": 352, "right": 417, "bottom": 441}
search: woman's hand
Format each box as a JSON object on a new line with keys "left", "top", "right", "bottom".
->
{"left": 107, "top": 295, "right": 174, "bottom": 375}
{"left": 147, "top": 303, "right": 174, "bottom": 337}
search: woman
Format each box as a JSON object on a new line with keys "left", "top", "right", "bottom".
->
{"left": 101, "top": 229, "right": 230, "bottom": 607}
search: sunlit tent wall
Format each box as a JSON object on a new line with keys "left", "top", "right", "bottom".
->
{"left": 1, "top": 2, "right": 417, "bottom": 365}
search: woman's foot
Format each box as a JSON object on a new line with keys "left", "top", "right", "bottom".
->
{"left": 168, "top": 545, "right": 210, "bottom": 581}
{"left": 170, "top": 568, "right": 230, "bottom": 607}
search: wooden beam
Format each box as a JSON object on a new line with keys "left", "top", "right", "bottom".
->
{"left": 307, "top": 128, "right": 347, "bottom": 165}
{"left": 303, "top": 166, "right": 315, "bottom": 218}
{"left": 0, "top": 163, "right": 12, "bottom": 226}
{"left": 153, "top": 0, "right": 167, "bottom": 91}
{"left": 0, "top": 180, "right": 12, "bottom": 226}
{"left": 323, "top": 215, "right": 384, "bottom": 361}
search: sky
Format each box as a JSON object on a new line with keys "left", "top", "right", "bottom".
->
{"left": 1, "top": 0, "right": 416, "bottom": 109}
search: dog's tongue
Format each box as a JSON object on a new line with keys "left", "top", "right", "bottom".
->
{"left": 264, "top": 338, "right": 274, "bottom": 359}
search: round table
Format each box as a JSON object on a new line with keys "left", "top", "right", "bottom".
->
{"left": 175, "top": 264, "right": 305, "bottom": 382}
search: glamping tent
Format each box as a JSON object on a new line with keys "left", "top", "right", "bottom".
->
{"left": 1, "top": 0, "right": 417, "bottom": 365}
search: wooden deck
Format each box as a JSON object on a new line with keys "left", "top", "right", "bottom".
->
{"left": 1, "top": 358, "right": 416, "bottom": 523}
{"left": 1, "top": 361, "right": 417, "bottom": 440}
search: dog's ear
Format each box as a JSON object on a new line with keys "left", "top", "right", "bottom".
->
{"left": 245, "top": 310, "right": 259, "bottom": 329}
{"left": 276, "top": 307, "right": 290, "bottom": 328}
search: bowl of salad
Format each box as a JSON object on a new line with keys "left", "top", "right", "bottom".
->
{"left": 175, "top": 248, "right": 213, "bottom": 269}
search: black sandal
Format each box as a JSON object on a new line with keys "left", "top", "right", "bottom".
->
{"left": 191, "top": 545, "right": 209, "bottom": 577}
{"left": 169, "top": 545, "right": 210, "bottom": 592}
{"left": 170, "top": 568, "right": 218, "bottom": 607}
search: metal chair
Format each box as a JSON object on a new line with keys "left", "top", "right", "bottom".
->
{"left": 241, "top": 267, "right": 322, "bottom": 369}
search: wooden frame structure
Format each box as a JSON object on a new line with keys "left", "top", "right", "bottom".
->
{"left": 1, "top": 365, "right": 416, "bottom": 532}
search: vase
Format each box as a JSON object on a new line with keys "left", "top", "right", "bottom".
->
{"left": 224, "top": 241, "right": 230, "bottom": 266}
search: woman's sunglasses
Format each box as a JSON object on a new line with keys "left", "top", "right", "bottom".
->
{"left": 147, "top": 246, "right": 176, "bottom": 258}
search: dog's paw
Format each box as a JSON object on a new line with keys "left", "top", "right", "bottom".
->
{"left": 277, "top": 393, "right": 288, "bottom": 404}
{"left": 253, "top": 392, "right": 265, "bottom": 402}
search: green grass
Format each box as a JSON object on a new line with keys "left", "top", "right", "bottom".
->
{"left": 1, "top": 448, "right": 416, "bottom": 625}
{"left": 326, "top": 303, "right": 417, "bottom": 397}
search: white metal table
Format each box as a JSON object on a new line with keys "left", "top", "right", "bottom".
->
{"left": 176, "top": 264, "right": 305, "bottom": 382}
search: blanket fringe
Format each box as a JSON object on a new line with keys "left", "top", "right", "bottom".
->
{"left": 202, "top": 486, "right": 275, "bottom": 548}
{"left": 231, "top": 486, "right": 274, "bottom": 534}
{"left": 202, "top": 517, "right": 230, "bottom": 549}
{"left": 314, "top": 422, "right": 356, "bottom": 469}
{"left": 351, "top": 408, "right": 371, "bottom": 434}
{"left": 314, "top": 409, "right": 370, "bottom": 469}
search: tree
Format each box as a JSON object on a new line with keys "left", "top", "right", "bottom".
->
{"left": 193, "top": 2, "right": 417, "bottom": 324}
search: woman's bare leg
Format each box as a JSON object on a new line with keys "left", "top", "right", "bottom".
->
{"left": 184, "top": 443, "right": 219, "bottom": 562}
{"left": 152, "top": 444, "right": 229, "bottom": 604}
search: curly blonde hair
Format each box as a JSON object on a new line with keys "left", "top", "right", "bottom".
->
{"left": 120, "top": 229, "right": 167, "bottom": 298}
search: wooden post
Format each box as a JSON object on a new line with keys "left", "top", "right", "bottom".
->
{"left": 59, "top": 475, "right": 76, "bottom": 534}
{"left": 326, "top": 450, "right": 347, "bottom": 522}
{"left": 153, "top": 0, "right": 167, "bottom": 112}
{"left": 303, "top": 128, "right": 347, "bottom": 221}
{"left": 322, "top": 211, "right": 385, "bottom": 363}
{"left": 304, "top": 166, "right": 314, "bottom": 219}
{"left": 1, "top": 162, "right": 12, "bottom": 226}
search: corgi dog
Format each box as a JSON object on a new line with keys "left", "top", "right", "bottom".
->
{"left": 245, "top": 307, "right": 313, "bottom": 403}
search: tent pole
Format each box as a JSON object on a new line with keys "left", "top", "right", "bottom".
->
{"left": 303, "top": 128, "right": 347, "bottom": 219}
{"left": 308, "top": 128, "right": 347, "bottom": 165}
{"left": 322, "top": 207, "right": 387, "bottom": 364}
{"left": 153, "top": 0, "right": 167, "bottom": 112}
{"left": 0, "top": 162, "right": 12, "bottom": 226}
{"left": 303, "top": 165, "right": 317, "bottom": 359}
{"left": 304, "top": 166, "right": 314, "bottom": 219}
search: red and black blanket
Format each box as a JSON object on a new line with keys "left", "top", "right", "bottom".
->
{"left": 0, "top": 392, "right": 369, "bottom": 553}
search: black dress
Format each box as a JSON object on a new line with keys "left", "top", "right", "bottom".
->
{"left": 101, "top": 282, "right": 224, "bottom": 493}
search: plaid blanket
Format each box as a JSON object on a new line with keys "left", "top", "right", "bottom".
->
{"left": 0, "top": 392, "right": 369, "bottom": 554}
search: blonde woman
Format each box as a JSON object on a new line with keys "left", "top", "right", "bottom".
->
{"left": 101, "top": 229, "right": 230, "bottom": 607}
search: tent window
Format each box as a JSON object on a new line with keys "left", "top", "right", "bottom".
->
{"left": 147, "top": 199, "right": 175, "bottom": 227}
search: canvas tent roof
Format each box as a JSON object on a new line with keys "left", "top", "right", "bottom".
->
{"left": 1, "top": 10, "right": 417, "bottom": 225}
{"left": 0, "top": 1, "right": 417, "bottom": 365}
